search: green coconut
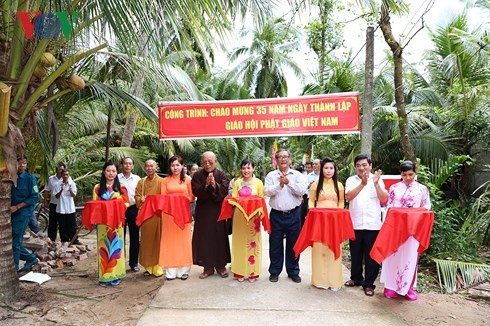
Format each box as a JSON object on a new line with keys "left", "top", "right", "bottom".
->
{"left": 33, "top": 65, "right": 47, "bottom": 78}
{"left": 67, "top": 74, "right": 85, "bottom": 90}
{"left": 40, "top": 52, "right": 57, "bottom": 67}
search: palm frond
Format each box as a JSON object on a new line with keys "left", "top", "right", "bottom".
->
{"left": 434, "top": 258, "right": 490, "bottom": 293}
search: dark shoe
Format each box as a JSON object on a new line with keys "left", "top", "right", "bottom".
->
{"left": 289, "top": 275, "right": 302, "bottom": 283}
{"left": 131, "top": 266, "right": 140, "bottom": 272}
{"left": 216, "top": 267, "right": 229, "bottom": 278}
{"left": 364, "top": 287, "right": 375, "bottom": 296}
{"left": 199, "top": 267, "right": 215, "bottom": 279}
{"left": 344, "top": 279, "right": 360, "bottom": 287}
{"left": 18, "top": 258, "right": 39, "bottom": 273}
{"left": 269, "top": 274, "right": 279, "bottom": 282}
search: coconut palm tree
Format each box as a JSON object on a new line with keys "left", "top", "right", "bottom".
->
{"left": 228, "top": 17, "right": 303, "bottom": 98}
{"left": 425, "top": 13, "right": 490, "bottom": 154}
{"left": 0, "top": 0, "right": 281, "bottom": 303}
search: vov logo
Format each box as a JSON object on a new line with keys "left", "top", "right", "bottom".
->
{"left": 17, "top": 11, "right": 79, "bottom": 40}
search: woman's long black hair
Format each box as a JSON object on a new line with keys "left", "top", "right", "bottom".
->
{"left": 98, "top": 161, "right": 122, "bottom": 196}
{"left": 314, "top": 157, "right": 340, "bottom": 206}
{"left": 169, "top": 155, "right": 186, "bottom": 183}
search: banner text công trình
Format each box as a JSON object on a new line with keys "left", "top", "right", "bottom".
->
{"left": 158, "top": 93, "right": 360, "bottom": 140}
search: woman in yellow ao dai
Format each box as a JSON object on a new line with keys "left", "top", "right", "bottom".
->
{"left": 308, "top": 157, "right": 345, "bottom": 291}
{"left": 231, "top": 159, "right": 264, "bottom": 282}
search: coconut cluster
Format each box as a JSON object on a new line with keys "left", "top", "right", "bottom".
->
{"left": 33, "top": 52, "right": 56, "bottom": 77}
{"left": 35, "top": 52, "right": 86, "bottom": 91}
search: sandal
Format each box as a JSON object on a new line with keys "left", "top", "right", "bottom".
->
{"left": 199, "top": 271, "right": 214, "bottom": 279}
{"left": 144, "top": 271, "right": 151, "bottom": 276}
{"left": 344, "top": 280, "right": 359, "bottom": 287}
{"left": 216, "top": 268, "right": 229, "bottom": 278}
{"left": 364, "top": 288, "right": 375, "bottom": 296}
{"left": 181, "top": 274, "right": 189, "bottom": 280}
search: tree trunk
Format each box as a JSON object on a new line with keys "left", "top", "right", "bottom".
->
{"left": 379, "top": 10, "right": 416, "bottom": 162}
{"left": 361, "top": 26, "right": 374, "bottom": 155}
{"left": 121, "top": 35, "right": 147, "bottom": 148}
{"left": 0, "top": 156, "right": 20, "bottom": 303}
{"left": 105, "top": 105, "right": 112, "bottom": 162}
{"left": 120, "top": 74, "right": 144, "bottom": 147}
{"left": 120, "top": 110, "right": 137, "bottom": 148}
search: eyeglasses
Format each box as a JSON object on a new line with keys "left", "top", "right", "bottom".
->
{"left": 202, "top": 160, "right": 215, "bottom": 165}
{"left": 277, "top": 155, "right": 290, "bottom": 160}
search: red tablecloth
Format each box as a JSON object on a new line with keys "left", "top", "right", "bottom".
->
{"left": 81, "top": 199, "right": 127, "bottom": 231}
{"left": 218, "top": 195, "right": 271, "bottom": 233}
{"left": 135, "top": 194, "right": 191, "bottom": 230}
{"left": 370, "top": 207, "right": 434, "bottom": 264}
{"left": 293, "top": 208, "right": 355, "bottom": 259}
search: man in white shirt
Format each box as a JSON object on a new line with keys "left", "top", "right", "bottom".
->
{"left": 344, "top": 154, "right": 387, "bottom": 297}
{"left": 307, "top": 159, "right": 321, "bottom": 189}
{"left": 118, "top": 157, "right": 141, "bottom": 272}
{"left": 54, "top": 170, "right": 77, "bottom": 243}
{"left": 44, "top": 162, "right": 66, "bottom": 241}
{"left": 265, "top": 149, "right": 308, "bottom": 283}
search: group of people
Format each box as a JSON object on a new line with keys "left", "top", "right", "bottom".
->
{"left": 11, "top": 149, "right": 431, "bottom": 302}
{"left": 305, "top": 153, "right": 430, "bottom": 301}
{"left": 43, "top": 162, "right": 79, "bottom": 245}
{"left": 10, "top": 157, "right": 78, "bottom": 274}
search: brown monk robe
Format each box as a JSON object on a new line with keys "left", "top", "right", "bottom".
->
{"left": 191, "top": 151, "right": 231, "bottom": 279}
{"left": 135, "top": 160, "right": 164, "bottom": 277}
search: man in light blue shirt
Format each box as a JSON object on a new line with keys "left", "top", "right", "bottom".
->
{"left": 265, "top": 149, "right": 308, "bottom": 283}
{"left": 307, "top": 159, "right": 321, "bottom": 192}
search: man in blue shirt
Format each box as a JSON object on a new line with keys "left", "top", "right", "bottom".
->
{"left": 11, "top": 157, "right": 39, "bottom": 273}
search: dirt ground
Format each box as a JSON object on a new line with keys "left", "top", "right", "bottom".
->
{"left": 0, "top": 233, "right": 488, "bottom": 326}
{"left": 0, "top": 233, "right": 163, "bottom": 326}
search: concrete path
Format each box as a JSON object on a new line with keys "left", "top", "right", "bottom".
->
{"left": 137, "top": 231, "right": 411, "bottom": 326}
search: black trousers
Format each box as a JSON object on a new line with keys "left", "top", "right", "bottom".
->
{"left": 348, "top": 229, "right": 380, "bottom": 289}
{"left": 300, "top": 194, "right": 308, "bottom": 227}
{"left": 124, "top": 205, "right": 140, "bottom": 268}
{"left": 59, "top": 212, "right": 77, "bottom": 242}
{"left": 268, "top": 206, "right": 301, "bottom": 276}
{"left": 47, "top": 203, "right": 60, "bottom": 241}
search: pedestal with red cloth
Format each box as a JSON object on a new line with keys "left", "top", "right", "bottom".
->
{"left": 81, "top": 199, "right": 127, "bottom": 231}
{"left": 136, "top": 194, "right": 191, "bottom": 229}
{"left": 218, "top": 195, "right": 270, "bottom": 233}
{"left": 293, "top": 208, "right": 355, "bottom": 259}
{"left": 371, "top": 207, "right": 434, "bottom": 296}
{"left": 370, "top": 207, "right": 434, "bottom": 264}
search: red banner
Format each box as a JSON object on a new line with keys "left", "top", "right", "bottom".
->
{"left": 158, "top": 93, "right": 360, "bottom": 140}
